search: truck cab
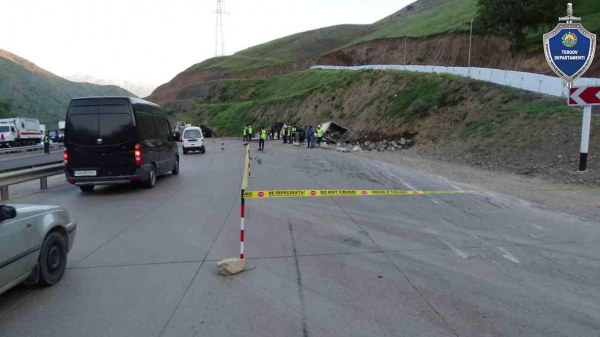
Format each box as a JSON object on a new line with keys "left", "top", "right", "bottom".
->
{"left": 0, "top": 123, "right": 17, "bottom": 147}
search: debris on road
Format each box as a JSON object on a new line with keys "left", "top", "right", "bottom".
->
{"left": 217, "top": 258, "right": 246, "bottom": 276}
{"left": 320, "top": 121, "right": 353, "bottom": 144}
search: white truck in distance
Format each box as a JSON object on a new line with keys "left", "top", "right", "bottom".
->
{"left": 58, "top": 120, "right": 65, "bottom": 140}
{"left": 0, "top": 117, "right": 42, "bottom": 147}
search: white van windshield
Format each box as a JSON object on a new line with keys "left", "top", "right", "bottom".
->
{"left": 183, "top": 129, "right": 202, "bottom": 139}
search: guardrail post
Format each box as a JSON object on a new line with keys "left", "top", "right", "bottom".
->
{"left": 40, "top": 177, "right": 48, "bottom": 190}
{"left": 1, "top": 186, "right": 8, "bottom": 201}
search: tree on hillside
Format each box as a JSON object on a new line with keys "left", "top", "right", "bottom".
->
{"left": 474, "top": 0, "right": 563, "bottom": 45}
{"left": 0, "top": 99, "right": 15, "bottom": 118}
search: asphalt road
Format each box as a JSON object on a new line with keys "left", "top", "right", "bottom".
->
{"left": 0, "top": 151, "right": 62, "bottom": 171}
{"left": 0, "top": 139, "right": 598, "bottom": 337}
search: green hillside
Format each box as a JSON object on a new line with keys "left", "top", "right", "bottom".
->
{"left": 0, "top": 51, "right": 134, "bottom": 126}
{"left": 350, "top": 0, "right": 476, "bottom": 44}
{"left": 182, "top": 0, "right": 469, "bottom": 74}
{"left": 186, "top": 25, "right": 375, "bottom": 73}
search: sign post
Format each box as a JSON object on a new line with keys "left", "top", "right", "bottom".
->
{"left": 545, "top": 4, "right": 596, "bottom": 172}
{"left": 569, "top": 86, "right": 599, "bottom": 171}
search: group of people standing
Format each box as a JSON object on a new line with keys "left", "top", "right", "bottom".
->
{"left": 280, "top": 124, "right": 323, "bottom": 148}
{"left": 243, "top": 125, "right": 269, "bottom": 151}
{"left": 242, "top": 124, "right": 324, "bottom": 151}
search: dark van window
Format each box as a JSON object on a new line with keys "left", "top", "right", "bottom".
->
{"left": 155, "top": 117, "right": 169, "bottom": 142}
{"left": 135, "top": 112, "right": 157, "bottom": 141}
{"left": 99, "top": 105, "right": 134, "bottom": 145}
{"left": 0, "top": 126, "right": 9, "bottom": 132}
{"left": 67, "top": 114, "right": 99, "bottom": 146}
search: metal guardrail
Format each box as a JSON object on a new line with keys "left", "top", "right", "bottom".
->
{"left": 0, "top": 143, "right": 63, "bottom": 156}
{"left": 0, "top": 161, "right": 64, "bottom": 201}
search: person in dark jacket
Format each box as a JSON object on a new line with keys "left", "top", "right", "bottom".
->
{"left": 307, "top": 126, "right": 315, "bottom": 149}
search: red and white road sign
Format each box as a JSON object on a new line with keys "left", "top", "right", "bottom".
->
{"left": 569, "top": 86, "right": 600, "bottom": 106}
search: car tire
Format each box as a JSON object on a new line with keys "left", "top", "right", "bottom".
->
{"left": 172, "top": 157, "right": 179, "bottom": 175}
{"left": 79, "top": 185, "right": 94, "bottom": 192}
{"left": 146, "top": 165, "right": 157, "bottom": 188}
{"left": 201, "top": 146, "right": 206, "bottom": 154}
{"left": 183, "top": 148, "right": 188, "bottom": 155}
{"left": 38, "top": 232, "right": 67, "bottom": 286}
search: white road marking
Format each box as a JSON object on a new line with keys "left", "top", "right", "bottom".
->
{"left": 530, "top": 224, "right": 544, "bottom": 230}
{"left": 496, "top": 247, "right": 520, "bottom": 263}
{"left": 424, "top": 228, "right": 437, "bottom": 234}
{"left": 440, "top": 239, "right": 469, "bottom": 259}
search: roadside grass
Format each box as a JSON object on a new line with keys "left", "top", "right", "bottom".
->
{"left": 204, "top": 70, "right": 362, "bottom": 104}
{"left": 384, "top": 73, "right": 462, "bottom": 124}
{"left": 501, "top": 100, "right": 580, "bottom": 121}
{"left": 185, "top": 56, "right": 281, "bottom": 73}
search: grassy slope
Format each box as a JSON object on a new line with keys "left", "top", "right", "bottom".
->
{"left": 186, "top": 0, "right": 600, "bottom": 74}
{"left": 181, "top": 0, "right": 479, "bottom": 75}
{"left": 0, "top": 56, "right": 133, "bottom": 126}
{"left": 350, "top": 0, "right": 476, "bottom": 44}
{"left": 186, "top": 25, "right": 375, "bottom": 73}
{"left": 170, "top": 69, "right": 583, "bottom": 137}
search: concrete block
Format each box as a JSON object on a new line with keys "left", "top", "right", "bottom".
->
{"left": 217, "top": 258, "right": 246, "bottom": 276}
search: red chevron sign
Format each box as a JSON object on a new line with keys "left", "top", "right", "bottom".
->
{"left": 569, "top": 86, "right": 600, "bottom": 106}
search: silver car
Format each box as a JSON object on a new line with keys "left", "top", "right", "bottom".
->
{"left": 0, "top": 204, "right": 76, "bottom": 295}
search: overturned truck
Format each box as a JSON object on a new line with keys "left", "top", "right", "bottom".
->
{"left": 319, "top": 121, "right": 353, "bottom": 145}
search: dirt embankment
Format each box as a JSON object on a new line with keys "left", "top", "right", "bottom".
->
{"left": 317, "top": 33, "right": 600, "bottom": 77}
{"left": 192, "top": 71, "right": 599, "bottom": 186}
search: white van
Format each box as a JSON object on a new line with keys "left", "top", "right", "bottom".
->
{"left": 181, "top": 126, "right": 205, "bottom": 154}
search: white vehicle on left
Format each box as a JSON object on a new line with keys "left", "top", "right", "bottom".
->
{"left": 0, "top": 204, "right": 76, "bottom": 296}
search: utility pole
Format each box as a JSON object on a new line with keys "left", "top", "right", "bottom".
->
{"left": 214, "top": 0, "right": 229, "bottom": 57}
{"left": 404, "top": 36, "right": 408, "bottom": 66}
{"left": 468, "top": 17, "right": 474, "bottom": 76}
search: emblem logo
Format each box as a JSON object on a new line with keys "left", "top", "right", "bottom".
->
{"left": 562, "top": 32, "right": 577, "bottom": 47}
{"left": 543, "top": 3, "right": 596, "bottom": 87}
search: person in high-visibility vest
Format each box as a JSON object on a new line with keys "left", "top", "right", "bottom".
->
{"left": 292, "top": 126, "right": 297, "bottom": 143}
{"left": 259, "top": 127, "right": 267, "bottom": 151}
{"left": 288, "top": 126, "right": 293, "bottom": 144}
{"left": 43, "top": 133, "right": 50, "bottom": 154}
{"left": 316, "top": 125, "right": 323, "bottom": 147}
{"left": 282, "top": 125, "right": 288, "bottom": 144}
{"left": 248, "top": 126, "right": 253, "bottom": 142}
{"left": 243, "top": 127, "right": 248, "bottom": 142}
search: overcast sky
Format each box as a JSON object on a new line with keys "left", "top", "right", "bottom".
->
{"left": 1, "top": 0, "right": 411, "bottom": 94}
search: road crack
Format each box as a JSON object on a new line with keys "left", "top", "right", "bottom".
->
{"left": 289, "top": 222, "right": 309, "bottom": 337}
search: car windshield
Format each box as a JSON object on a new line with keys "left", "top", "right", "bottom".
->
{"left": 183, "top": 129, "right": 201, "bottom": 139}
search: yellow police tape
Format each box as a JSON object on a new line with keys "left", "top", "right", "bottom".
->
{"left": 243, "top": 189, "right": 481, "bottom": 199}
{"left": 242, "top": 144, "right": 250, "bottom": 190}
